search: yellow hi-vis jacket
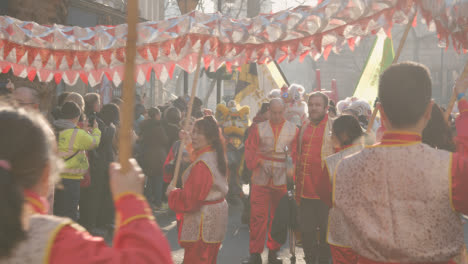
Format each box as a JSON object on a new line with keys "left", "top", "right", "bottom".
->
{"left": 58, "top": 127, "right": 101, "bottom": 180}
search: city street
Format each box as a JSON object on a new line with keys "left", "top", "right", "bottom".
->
{"left": 157, "top": 201, "right": 305, "bottom": 264}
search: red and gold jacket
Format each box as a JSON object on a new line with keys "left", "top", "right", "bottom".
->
{"left": 317, "top": 131, "right": 468, "bottom": 264}
{"left": 24, "top": 190, "right": 173, "bottom": 264}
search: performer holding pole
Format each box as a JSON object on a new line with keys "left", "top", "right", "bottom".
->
{"left": 318, "top": 61, "right": 468, "bottom": 264}
{"left": 242, "top": 98, "right": 298, "bottom": 264}
{"left": 167, "top": 116, "right": 229, "bottom": 264}
{"left": 0, "top": 107, "right": 173, "bottom": 263}
{"left": 295, "top": 92, "right": 334, "bottom": 264}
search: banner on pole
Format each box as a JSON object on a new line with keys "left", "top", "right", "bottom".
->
{"left": 353, "top": 31, "right": 395, "bottom": 106}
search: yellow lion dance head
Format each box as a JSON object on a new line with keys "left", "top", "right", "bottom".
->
{"left": 216, "top": 100, "right": 250, "bottom": 148}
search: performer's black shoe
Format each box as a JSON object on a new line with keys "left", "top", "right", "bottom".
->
{"left": 268, "top": 250, "right": 283, "bottom": 264}
{"left": 241, "top": 253, "right": 262, "bottom": 264}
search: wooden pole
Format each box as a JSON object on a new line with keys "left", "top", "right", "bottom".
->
{"left": 393, "top": 11, "right": 417, "bottom": 63}
{"left": 171, "top": 46, "right": 204, "bottom": 188}
{"left": 118, "top": 0, "right": 138, "bottom": 173}
{"left": 366, "top": 11, "right": 417, "bottom": 134}
{"left": 445, "top": 61, "right": 468, "bottom": 121}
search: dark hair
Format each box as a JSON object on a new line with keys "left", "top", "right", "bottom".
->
{"left": 0, "top": 106, "right": 55, "bottom": 257}
{"left": 84, "top": 93, "right": 100, "bottom": 116}
{"left": 258, "top": 102, "right": 270, "bottom": 115}
{"left": 111, "top": 97, "right": 123, "bottom": 106}
{"left": 100, "top": 103, "right": 120, "bottom": 125}
{"left": 173, "top": 96, "right": 187, "bottom": 113}
{"left": 422, "top": 103, "right": 456, "bottom": 152}
{"left": 60, "top": 101, "right": 82, "bottom": 120}
{"left": 308, "top": 91, "right": 329, "bottom": 108}
{"left": 379, "top": 62, "right": 432, "bottom": 128}
{"left": 134, "top": 104, "right": 146, "bottom": 119}
{"left": 57, "top": 92, "right": 71, "bottom": 107}
{"left": 148, "top": 107, "right": 161, "bottom": 120}
{"left": 194, "top": 116, "right": 227, "bottom": 176}
{"left": 332, "top": 115, "right": 363, "bottom": 146}
{"left": 165, "top": 107, "right": 181, "bottom": 125}
{"left": 329, "top": 105, "right": 337, "bottom": 116}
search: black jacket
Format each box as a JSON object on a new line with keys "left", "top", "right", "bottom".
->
{"left": 270, "top": 193, "right": 298, "bottom": 245}
{"left": 138, "top": 119, "right": 169, "bottom": 175}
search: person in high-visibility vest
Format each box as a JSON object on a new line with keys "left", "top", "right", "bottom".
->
{"left": 53, "top": 101, "right": 101, "bottom": 221}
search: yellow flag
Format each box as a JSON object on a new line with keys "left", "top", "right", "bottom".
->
{"left": 353, "top": 32, "right": 394, "bottom": 106}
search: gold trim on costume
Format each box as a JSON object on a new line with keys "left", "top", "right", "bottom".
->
{"left": 44, "top": 221, "right": 72, "bottom": 264}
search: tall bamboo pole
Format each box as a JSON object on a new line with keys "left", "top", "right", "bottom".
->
{"left": 118, "top": 0, "right": 138, "bottom": 173}
{"left": 170, "top": 47, "right": 204, "bottom": 188}
{"left": 366, "top": 11, "right": 417, "bottom": 134}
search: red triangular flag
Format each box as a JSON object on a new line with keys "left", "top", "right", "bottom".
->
{"left": 23, "top": 22, "right": 34, "bottom": 31}
{"left": 65, "top": 52, "right": 75, "bottom": 69}
{"left": 63, "top": 28, "right": 74, "bottom": 36}
{"left": 116, "top": 48, "right": 125, "bottom": 62}
{"left": 41, "top": 33, "right": 54, "bottom": 43}
{"left": 27, "top": 48, "right": 39, "bottom": 65}
{"left": 3, "top": 42, "right": 15, "bottom": 59}
{"left": 5, "top": 25, "right": 14, "bottom": 36}
{"left": 39, "top": 49, "right": 51, "bottom": 67}
{"left": 313, "top": 35, "right": 323, "bottom": 52}
{"left": 323, "top": 45, "right": 333, "bottom": 61}
{"left": 148, "top": 45, "right": 159, "bottom": 61}
{"left": 89, "top": 51, "right": 100, "bottom": 69}
{"left": 27, "top": 69, "right": 36, "bottom": 81}
{"left": 15, "top": 45, "right": 27, "bottom": 63}
{"left": 101, "top": 49, "right": 113, "bottom": 65}
{"left": 105, "top": 27, "right": 116, "bottom": 37}
{"left": 137, "top": 46, "right": 149, "bottom": 60}
{"left": 80, "top": 73, "right": 88, "bottom": 85}
{"left": 348, "top": 38, "right": 356, "bottom": 51}
{"left": 167, "top": 63, "right": 176, "bottom": 79}
{"left": 54, "top": 51, "right": 65, "bottom": 69}
{"left": 54, "top": 72, "right": 62, "bottom": 84}
{"left": 2, "top": 65, "right": 11, "bottom": 74}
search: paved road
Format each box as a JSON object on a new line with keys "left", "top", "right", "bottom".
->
{"left": 157, "top": 202, "right": 305, "bottom": 264}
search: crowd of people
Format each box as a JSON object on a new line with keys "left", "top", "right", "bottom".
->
{"left": 0, "top": 60, "right": 468, "bottom": 264}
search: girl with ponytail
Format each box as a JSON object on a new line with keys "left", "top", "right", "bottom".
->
{"left": 167, "top": 115, "right": 229, "bottom": 264}
{"left": 0, "top": 105, "right": 173, "bottom": 263}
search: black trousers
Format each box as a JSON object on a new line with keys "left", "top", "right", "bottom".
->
{"left": 299, "top": 198, "right": 331, "bottom": 264}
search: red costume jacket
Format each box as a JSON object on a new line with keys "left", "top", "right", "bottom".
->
{"left": 456, "top": 98, "right": 468, "bottom": 157}
{"left": 24, "top": 190, "right": 173, "bottom": 264}
{"left": 296, "top": 115, "right": 333, "bottom": 200}
{"left": 244, "top": 120, "right": 298, "bottom": 188}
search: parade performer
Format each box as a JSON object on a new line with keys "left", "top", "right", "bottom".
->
{"left": 296, "top": 91, "right": 334, "bottom": 264}
{"left": 455, "top": 77, "right": 468, "bottom": 156}
{"left": 167, "top": 116, "right": 229, "bottom": 264}
{"left": 243, "top": 98, "right": 298, "bottom": 264}
{"left": 216, "top": 100, "right": 250, "bottom": 204}
{"left": 270, "top": 84, "right": 308, "bottom": 127}
{"left": 0, "top": 106, "right": 173, "bottom": 263}
{"left": 284, "top": 84, "right": 308, "bottom": 127}
{"left": 319, "top": 115, "right": 364, "bottom": 264}
{"left": 318, "top": 62, "right": 468, "bottom": 264}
